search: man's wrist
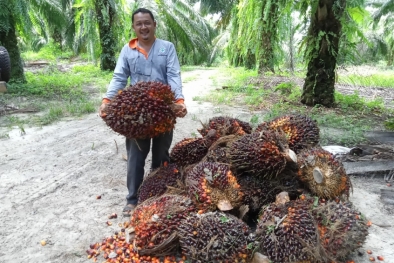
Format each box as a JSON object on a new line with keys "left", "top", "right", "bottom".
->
{"left": 102, "top": 98, "right": 111, "bottom": 104}
{"left": 175, "top": 99, "right": 184, "bottom": 104}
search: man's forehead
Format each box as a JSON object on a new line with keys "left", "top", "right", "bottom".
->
{"left": 134, "top": 13, "right": 153, "bottom": 21}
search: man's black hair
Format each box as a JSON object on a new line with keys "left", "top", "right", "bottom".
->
{"left": 132, "top": 8, "right": 155, "bottom": 23}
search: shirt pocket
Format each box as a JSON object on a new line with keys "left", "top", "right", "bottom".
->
{"left": 127, "top": 58, "right": 137, "bottom": 73}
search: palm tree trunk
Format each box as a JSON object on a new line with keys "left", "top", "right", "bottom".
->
{"left": 95, "top": 0, "right": 117, "bottom": 71}
{"left": 0, "top": 15, "right": 26, "bottom": 83}
{"left": 301, "top": 0, "right": 346, "bottom": 107}
{"left": 258, "top": 0, "right": 279, "bottom": 74}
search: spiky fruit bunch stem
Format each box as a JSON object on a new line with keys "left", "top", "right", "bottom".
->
{"left": 104, "top": 81, "right": 176, "bottom": 139}
{"left": 178, "top": 212, "right": 256, "bottom": 262}
{"left": 186, "top": 162, "right": 243, "bottom": 212}
{"left": 297, "top": 147, "right": 351, "bottom": 199}
{"left": 138, "top": 163, "right": 181, "bottom": 204}
{"left": 256, "top": 114, "right": 320, "bottom": 153}
{"left": 229, "top": 130, "right": 292, "bottom": 178}
{"left": 130, "top": 195, "right": 195, "bottom": 255}
{"left": 256, "top": 193, "right": 319, "bottom": 263}
{"left": 198, "top": 116, "right": 252, "bottom": 138}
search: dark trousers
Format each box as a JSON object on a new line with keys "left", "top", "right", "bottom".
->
{"left": 125, "top": 130, "right": 173, "bottom": 205}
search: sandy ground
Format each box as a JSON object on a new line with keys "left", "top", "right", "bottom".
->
{"left": 0, "top": 69, "right": 393, "bottom": 263}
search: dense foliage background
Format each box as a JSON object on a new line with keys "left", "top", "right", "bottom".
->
{"left": 0, "top": 0, "right": 393, "bottom": 107}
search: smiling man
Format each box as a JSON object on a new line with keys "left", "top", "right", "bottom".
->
{"left": 99, "top": 8, "right": 187, "bottom": 216}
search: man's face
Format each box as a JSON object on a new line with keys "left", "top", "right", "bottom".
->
{"left": 132, "top": 12, "right": 156, "bottom": 41}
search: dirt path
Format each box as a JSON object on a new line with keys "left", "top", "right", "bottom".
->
{"left": 0, "top": 69, "right": 393, "bottom": 263}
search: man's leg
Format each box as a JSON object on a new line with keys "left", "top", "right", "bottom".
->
{"left": 151, "top": 130, "right": 173, "bottom": 169}
{"left": 125, "top": 137, "right": 151, "bottom": 205}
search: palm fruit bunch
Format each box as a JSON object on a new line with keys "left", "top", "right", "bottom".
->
{"left": 185, "top": 162, "right": 243, "bottom": 212}
{"left": 229, "top": 129, "right": 296, "bottom": 178}
{"left": 178, "top": 212, "right": 257, "bottom": 262}
{"left": 237, "top": 175, "right": 278, "bottom": 212}
{"left": 297, "top": 147, "right": 351, "bottom": 199}
{"left": 256, "top": 114, "right": 319, "bottom": 153}
{"left": 130, "top": 194, "right": 195, "bottom": 255}
{"left": 198, "top": 116, "right": 252, "bottom": 138}
{"left": 170, "top": 138, "right": 210, "bottom": 167}
{"left": 103, "top": 81, "right": 176, "bottom": 139}
{"left": 138, "top": 163, "right": 181, "bottom": 204}
{"left": 306, "top": 197, "right": 369, "bottom": 261}
{"left": 203, "top": 135, "right": 238, "bottom": 163}
{"left": 256, "top": 192, "right": 319, "bottom": 263}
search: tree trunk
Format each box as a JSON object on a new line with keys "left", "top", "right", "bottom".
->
{"left": 387, "top": 49, "right": 393, "bottom": 67}
{"left": 244, "top": 49, "right": 256, "bottom": 69}
{"left": 95, "top": 0, "right": 117, "bottom": 71}
{"left": 0, "top": 15, "right": 26, "bottom": 83}
{"left": 258, "top": 0, "right": 279, "bottom": 74}
{"left": 301, "top": 0, "right": 346, "bottom": 107}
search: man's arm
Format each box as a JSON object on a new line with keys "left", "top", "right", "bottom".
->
{"left": 105, "top": 45, "right": 131, "bottom": 99}
{"left": 100, "top": 45, "right": 130, "bottom": 117}
{"left": 166, "top": 43, "right": 184, "bottom": 102}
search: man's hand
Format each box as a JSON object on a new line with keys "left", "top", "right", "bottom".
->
{"left": 171, "top": 99, "right": 187, "bottom": 118}
{"left": 99, "top": 98, "right": 111, "bottom": 118}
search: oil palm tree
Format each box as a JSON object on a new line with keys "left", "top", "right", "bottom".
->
{"left": 370, "top": 0, "right": 394, "bottom": 65}
{"left": 299, "top": 0, "right": 366, "bottom": 107}
{"left": 0, "top": 0, "right": 68, "bottom": 82}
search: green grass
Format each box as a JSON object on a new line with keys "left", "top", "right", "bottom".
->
{"left": 21, "top": 43, "right": 73, "bottom": 62}
{"left": 338, "top": 73, "right": 394, "bottom": 88}
{"left": 193, "top": 66, "right": 391, "bottom": 146}
{"left": 7, "top": 64, "right": 112, "bottom": 98}
{"left": 1, "top": 64, "right": 110, "bottom": 129}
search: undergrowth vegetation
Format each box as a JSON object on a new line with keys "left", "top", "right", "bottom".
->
{"left": 193, "top": 67, "right": 394, "bottom": 146}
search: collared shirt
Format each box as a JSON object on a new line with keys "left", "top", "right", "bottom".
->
{"left": 105, "top": 38, "right": 184, "bottom": 100}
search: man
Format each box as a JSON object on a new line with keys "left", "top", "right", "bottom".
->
{"left": 99, "top": 8, "right": 187, "bottom": 216}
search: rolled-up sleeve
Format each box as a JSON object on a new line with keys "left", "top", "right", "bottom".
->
{"left": 105, "top": 45, "right": 130, "bottom": 99}
{"left": 166, "top": 44, "right": 184, "bottom": 100}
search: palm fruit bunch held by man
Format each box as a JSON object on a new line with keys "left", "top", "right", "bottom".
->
{"left": 103, "top": 81, "right": 177, "bottom": 139}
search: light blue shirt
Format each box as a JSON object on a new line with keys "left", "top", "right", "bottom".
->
{"left": 105, "top": 38, "right": 184, "bottom": 100}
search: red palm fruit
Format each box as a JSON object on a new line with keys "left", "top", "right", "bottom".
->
{"left": 103, "top": 81, "right": 176, "bottom": 139}
{"left": 130, "top": 194, "right": 195, "bottom": 255}
{"left": 229, "top": 129, "right": 297, "bottom": 178}
{"left": 178, "top": 212, "right": 256, "bottom": 262}
{"left": 256, "top": 192, "right": 320, "bottom": 263}
{"left": 185, "top": 162, "right": 243, "bottom": 212}
{"left": 256, "top": 114, "right": 320, "bottom": 153}
{"left": 297, "top": 147, "right": 351, "bottom": 199}
{"left": 198, "top": 116, "right": 252, "bottom": 138}
{"left": 138, "top": 163, "right": 181, "bottom": 204}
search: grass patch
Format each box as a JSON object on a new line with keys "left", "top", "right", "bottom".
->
{"left": 183, "top": 75, "right": 198, "bottom": 83}
{"left": 7, "top": 64, "right": 112, "bottom": 99}
{"left": 1, "top": 64, "right": 109, "bottom": 128}
{"left": 21, "top": 43, "right": 73, "bottom": 62}
{"left": 195, "top": 66, "right": 391, "bottom": 146}
{"left": 338, "top": 73, "right": 394, "bottom": 88}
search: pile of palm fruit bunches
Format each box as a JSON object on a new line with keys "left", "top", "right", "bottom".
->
{"left": 92, "top": 81, "right": 369, "bottom": 263}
